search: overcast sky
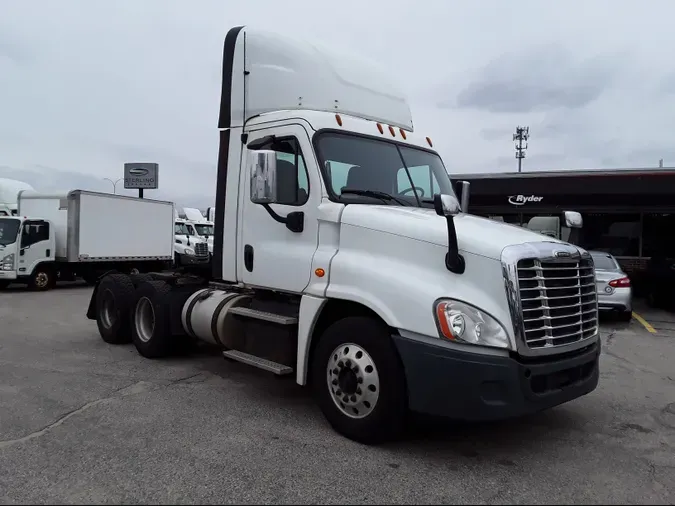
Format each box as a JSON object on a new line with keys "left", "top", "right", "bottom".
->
{"left": 1, "top": 0, "right": 675, "bottom": 206}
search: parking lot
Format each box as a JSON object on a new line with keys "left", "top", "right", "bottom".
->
{"left": 1, "top": 285, "right": 674, "bottom": 504}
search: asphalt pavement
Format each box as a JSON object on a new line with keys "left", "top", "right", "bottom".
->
{"left": 1, "top": 283, "right": 674, "bottom": 504}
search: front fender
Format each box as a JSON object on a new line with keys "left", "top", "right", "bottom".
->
{"left": 325, "top": 224, "right": 513, "bottom": 342}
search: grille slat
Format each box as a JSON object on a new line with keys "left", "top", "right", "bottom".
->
{"left": 194, "top": 242, "right": 209, "bottom": 257}
{"left": 517, "top": 257, "right": 598, "bottom": 349}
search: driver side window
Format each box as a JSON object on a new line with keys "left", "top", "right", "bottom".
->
{"left": 397, "top": 165, "right": 440, "bottom": 198}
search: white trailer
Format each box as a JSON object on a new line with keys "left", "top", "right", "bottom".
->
{"left": 86, "top": 26, "right": 600, "bottom": 444}
{"left": 0, "top": 190, "right": 174, "bottom": 290}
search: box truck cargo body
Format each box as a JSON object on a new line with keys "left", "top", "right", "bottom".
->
{"left": 0, "top": 190, "right": 174, "bottom": 290}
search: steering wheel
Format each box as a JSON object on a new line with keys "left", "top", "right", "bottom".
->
{"left": 399, "top": 186, "right": 425, "bottom": 197}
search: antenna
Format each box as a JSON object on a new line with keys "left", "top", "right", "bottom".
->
{"left": 513, "top": 126, "right": 530, "bottom": 173}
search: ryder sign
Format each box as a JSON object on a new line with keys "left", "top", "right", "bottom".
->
{"left": 508, "top": 194, "right": 543, "bottom": 206}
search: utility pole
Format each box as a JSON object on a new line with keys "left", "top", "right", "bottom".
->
{"left": 513, "top": 126, "right": 530, "bottom": 173}
{"left": 103, "top": 177, "right": 123, "bottom": 194}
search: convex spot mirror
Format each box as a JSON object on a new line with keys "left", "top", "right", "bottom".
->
{"left": 248, "top": 150, "right": 278, "bottom": 205}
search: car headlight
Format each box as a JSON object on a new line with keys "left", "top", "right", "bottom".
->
{"left": 184, "top": 247, "right": 195, "bottom": 255}
{"left": 434, "top": 299, "right": 511, "bottom": 349}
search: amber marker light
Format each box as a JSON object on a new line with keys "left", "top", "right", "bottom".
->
{"left": 315, "top": 268, "right": 326, "bottom": 278}
{"left": 335, "top": 114, "right": 343, "bottom": 126}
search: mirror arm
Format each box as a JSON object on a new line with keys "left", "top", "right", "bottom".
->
{"left": 443, "top": 216, "right": 465, "bottom": 274}
{"left": 261, "top": 204, "right": 304, "bottom": 233}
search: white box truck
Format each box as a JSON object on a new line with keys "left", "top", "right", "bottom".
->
{"left": 0, "top": 190, "right": 174, "bottom": 290}
{"left": 86, "top": 26, "right": 600, "bottom": 444}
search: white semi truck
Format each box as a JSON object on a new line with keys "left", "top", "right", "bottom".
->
{"left": 174, "top": 217, "right": 211, "bottom": 266}
{"left": 0, "top": 190, "right": 175, "bottom": 290}
{"left": 0, "top": 178, "right": 35, "bottom": 216}
{"left": 86, "top": 26, "right": 600, "bottom": 444}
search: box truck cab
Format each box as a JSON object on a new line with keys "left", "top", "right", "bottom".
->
{"left": 87, "top": 26, "right": 600, "bottom": 444}
{"left": 0, "top": 215, "right": 55, "bottom": 289}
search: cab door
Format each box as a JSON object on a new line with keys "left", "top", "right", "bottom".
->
{"left": 18, "top": 220, "right": 54, "bottom": 276}
{"left": 238, "top": 124, "right": 320, "bottom": 293}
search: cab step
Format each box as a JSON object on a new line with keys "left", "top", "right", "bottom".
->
{"left": 228, "top": 306, "right": 298, "bottom": 325}
{"left": 222, "top": 349, "right": 294, "bottom": 375}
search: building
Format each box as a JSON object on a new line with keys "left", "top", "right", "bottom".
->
{"left": 452, "top": 168, "right": 675, "bottom": 276}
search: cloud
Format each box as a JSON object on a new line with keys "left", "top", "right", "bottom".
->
{"left": 2, "top": 0, "right": 675, "bottom": 193}
{"left": 448, "top": 45, "right": 623, "bottom": 114}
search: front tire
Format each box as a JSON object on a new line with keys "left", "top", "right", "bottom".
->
{"left": 311, "top": 316, "right": 407, "bottom": 445}
{"left": 28, "top": 267, "right": 54, "bottom": 291}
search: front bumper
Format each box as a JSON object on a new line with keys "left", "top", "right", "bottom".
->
{"left": 0, "top": 270, "right": 17, "bottom": 280}
{"left": 180, "top": 254, "right": 210, "bottom": 265}
{"left": 393, "top": 335, "right": 600, "bottom": 421}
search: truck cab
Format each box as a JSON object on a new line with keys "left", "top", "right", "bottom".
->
{"left": 0, "top": 215, "right": 56, "bottom": 289}
{"left": 173, "top": 218, "right": 210, "bottom": 266}
{"left": 87, "top": 26, "right": 601, "bottom": 445}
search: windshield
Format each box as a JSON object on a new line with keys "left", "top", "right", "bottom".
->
{"left": 194, "top": 224, "right": 214, "bottom": 236}
{"left": 0, "top": 218, "right": 21, "bottom": 246}
{"left": 591, "top": 252, "right": 618, "bottom": 270}
{"left": 315, "top": 132, "right": 455, "bottom": 207}
{"left": 174, "top": 222, "right": 190, "bottom": 235}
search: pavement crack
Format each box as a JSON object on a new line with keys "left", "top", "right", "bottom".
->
{"left": 0, "top": 380, "right": 152, "bottom": 450}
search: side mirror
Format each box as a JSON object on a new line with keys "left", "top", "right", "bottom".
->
{"left": 433, "top": 194, "right": 461, "bottom": 217}
{"left": 563, "top": 211, "right": 583, "bottom": 229}
{"left": 249, "top": 150, "right": 278, "bottom": 204}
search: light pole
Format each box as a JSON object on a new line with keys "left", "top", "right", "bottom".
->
{"left": 513, "top": 126, "right": 530, "bottom": 173}
{"left": 103, "top": 177, "right": 123, "bottom": 194}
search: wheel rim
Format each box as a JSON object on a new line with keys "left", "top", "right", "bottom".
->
{"left": 326, "top": 343, "right": 380, "bottom": 419}
{"left": 100, "top": 289, "right": 117, "bottom": 329}
{"left": 130, "top": 268, "right": 140, "bottom": 275}
{"left": 135, "top": 296, "right": 155, "bottom": 343}
{"left": 35, "top": 272, "right": 49, "bottom": 288}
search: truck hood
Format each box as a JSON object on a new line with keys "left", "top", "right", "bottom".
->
{"left": 340, "top": 205, "right": 564, "bottom": 260}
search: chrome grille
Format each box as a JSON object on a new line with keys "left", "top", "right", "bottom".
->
{"left": 194, "top": 242, "right": 209, "bottom": 257}
{"left": 517, "top": 257, "right": 598, "bottom": 349}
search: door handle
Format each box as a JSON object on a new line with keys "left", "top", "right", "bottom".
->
{"left": 244, "top": 244, "right": 254, "bottom": 272}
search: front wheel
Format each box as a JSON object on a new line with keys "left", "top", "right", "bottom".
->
{"left": 29, "top": 267, "right": 54, "bottom": 291}
{"left": 311, "top": 316, "right": 407, "bottom": 445}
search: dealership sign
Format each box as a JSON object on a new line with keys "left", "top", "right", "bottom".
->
{"left": 508, "top": 194, "right": 543, "bottom": 206}
{"left": 124, "top": 162, "right": 159, "bottom": 190}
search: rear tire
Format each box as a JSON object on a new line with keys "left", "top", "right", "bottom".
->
{"left": 130, "top": 280, "right": 174, "bottom": 358}
{"left": 311, "top": 316, "right": 407, "bottom": 445}
{"left": 95, "top": 273, "right": 135, "bottom": 344}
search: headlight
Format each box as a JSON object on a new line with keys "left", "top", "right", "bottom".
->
{"left": 184, "top": 247, "right": 195, "bottom": 255}
{"left": 1, "top": 253, "right": 14, "bottom": 270}
{"left": 434, "top": 299, "right": 510, "bottom": 349}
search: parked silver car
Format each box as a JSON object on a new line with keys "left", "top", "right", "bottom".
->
{"left": 590, "top": 250, "right": 632, "bottom": 321}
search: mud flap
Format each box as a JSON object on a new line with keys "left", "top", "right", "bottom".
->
{"left": 85, "top": 269, "right": 120, "bottom": 320}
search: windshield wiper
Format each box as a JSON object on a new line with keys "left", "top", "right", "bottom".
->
{"left": 340, "top": 188, "right": 410, "bottom": 206}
